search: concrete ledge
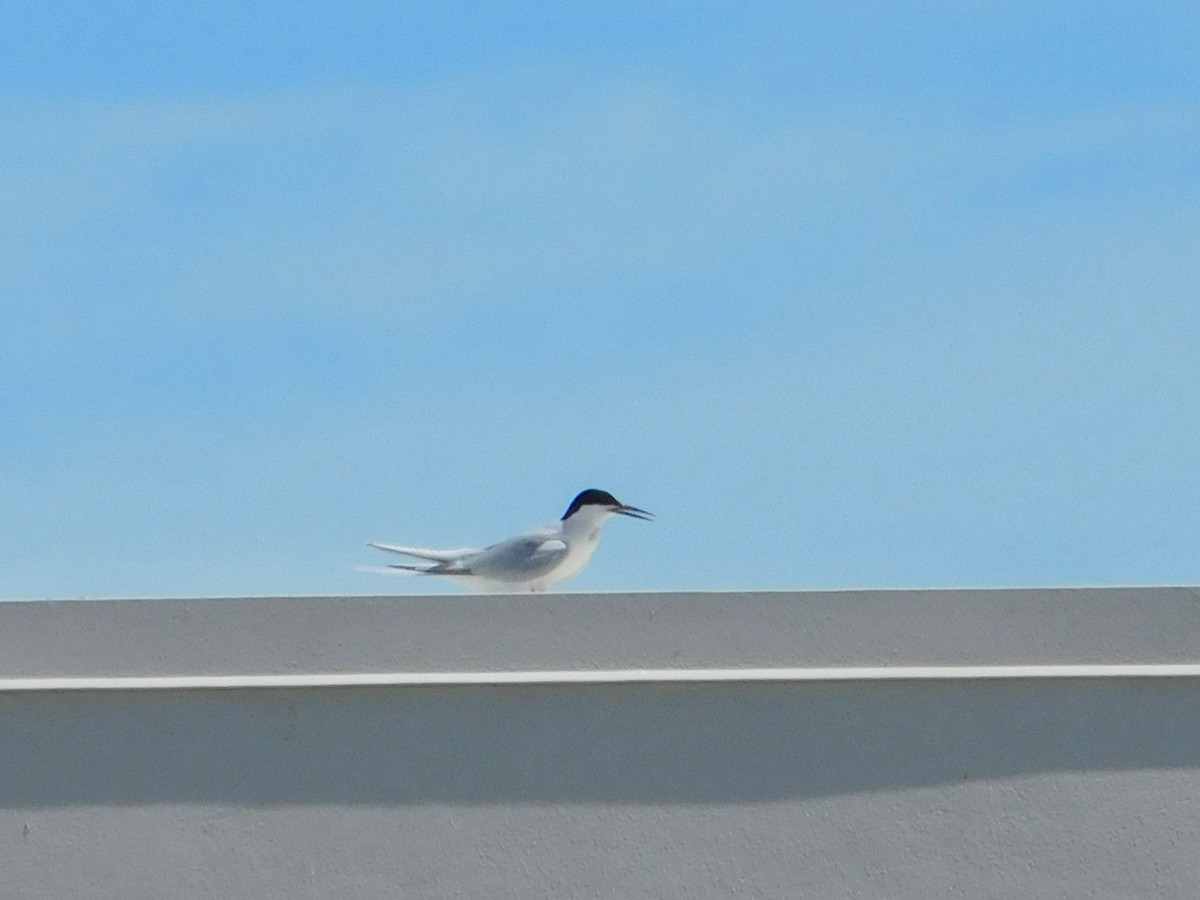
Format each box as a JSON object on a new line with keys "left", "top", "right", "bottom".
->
{"left": 4, "top": 664, "right": 1200, "bottom": 693}
{"left": 3, "top": 588, "right": 1200, "bottom": 898}
{"left": 1, "top": 587, "right": 1198, "bottom": 678}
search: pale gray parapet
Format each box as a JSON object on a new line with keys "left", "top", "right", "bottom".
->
{"left": 2, "top": 588, "right": 1199, "bottom": 899}
{"left": 0, "top": 587, "right": 1198, "bottom": 677}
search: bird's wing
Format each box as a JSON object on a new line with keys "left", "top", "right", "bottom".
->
{"left": 522, "top": 538, "right": 568, "bottom": 569}
{"left": 467, "top": 536, "right": 568, "bottom": 581}
{"left": 368, "top": 542, "right": 479, "bottom": 563}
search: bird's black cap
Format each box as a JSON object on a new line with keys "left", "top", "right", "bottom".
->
{"left": 561, "top": 488, "right": 622, "bottom": 520}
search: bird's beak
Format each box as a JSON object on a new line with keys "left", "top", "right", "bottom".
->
{"left": 614, "top": 504, "right": 654, "bottom": 521}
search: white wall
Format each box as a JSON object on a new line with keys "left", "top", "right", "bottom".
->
{"left": 2, "top": 589, "right": 1199, "bottom": 898}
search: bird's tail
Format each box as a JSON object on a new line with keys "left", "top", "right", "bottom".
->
{"left": 354, "top": 564, "right": 434, "bottom": 577}
{"left": 368, "top": 542, "right": 477, "bottom": 563}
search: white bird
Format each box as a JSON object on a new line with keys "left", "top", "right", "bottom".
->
{"left": 363, "top": 488, "right": 653, "bottom": 592}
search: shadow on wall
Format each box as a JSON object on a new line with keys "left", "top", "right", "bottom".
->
{"left": 2, "top": 679, "right": 1199, "bottom": 808}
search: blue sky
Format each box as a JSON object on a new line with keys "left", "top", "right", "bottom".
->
{"left": 2, "top": 3, "right": 1198, "bottom": 598}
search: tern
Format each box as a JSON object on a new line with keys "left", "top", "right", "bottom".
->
{"left": 364, "top": 488, "right": 653, "bottom": 592}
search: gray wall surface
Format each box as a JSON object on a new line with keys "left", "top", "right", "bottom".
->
{"left": 2, "top": 589, "right": 1199, "bottom": 899}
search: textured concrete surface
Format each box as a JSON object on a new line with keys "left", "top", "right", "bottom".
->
{"left": 1, "top": 589, "right": 1199, "bottom": 898}
{"left": 0, "top": 587, "right": 1198, "bottom": 676}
